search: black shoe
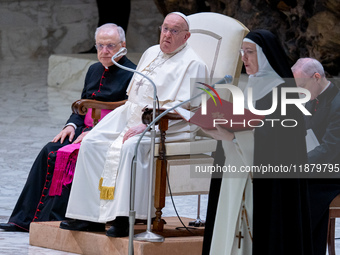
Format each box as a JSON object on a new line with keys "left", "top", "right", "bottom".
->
{"left": 106, "top": 224, "right": 129, "bottom": 237}
{"left": 0, "top": 223, "right": 26, "bottom": 232}
{"left": 59, "top": 219, "right": 105, "bottom": 232}
{"left": 106, "top": 216, "right": 129, "bottom": 237}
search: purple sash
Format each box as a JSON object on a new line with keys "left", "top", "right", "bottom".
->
{"left": 49, "top": 109, "right": 112, "bottom": 196}
{"left": 49, "top": 143, "right": 80, "bottom": 196}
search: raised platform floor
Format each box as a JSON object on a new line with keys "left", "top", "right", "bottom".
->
{"left": 2, "top": 56, "right": 340, "bottom": 254}
{"left": 29, "top": 217, "right": 204, "bottom": 255}
{"left": 0, "top": 57, "right": 208, "bottom": 254}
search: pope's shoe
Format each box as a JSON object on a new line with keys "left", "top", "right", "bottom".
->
{"left": 106, "top": 216, "right": 129, "bottom": 237}
{"left": 59, "top": 219, "right": 105, "bottom": 232}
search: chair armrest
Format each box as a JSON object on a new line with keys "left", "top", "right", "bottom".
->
{"left": 72, "top": 99, "right": 127, "bottom": 115}
{"left": 141, "top": 108, "right": 183, "bottom": 125}
{"left": 71, "top": 99, "right": 127, "bottom": 126}
{"left": 141, "top": 108, "right": 185, "bottom": 161}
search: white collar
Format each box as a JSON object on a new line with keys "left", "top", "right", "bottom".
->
{"left": 243, "top": 39, "right": 284, "bottom": 107}
{"left": 161, "top": 43, "right": 187, "bottom": 58}
{"left": 319, "top": 81, "right": 331, "bottom": 95}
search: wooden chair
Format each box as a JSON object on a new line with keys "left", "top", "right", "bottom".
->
{"left": 72, "top": 12, "right": 249, "bottom": 232}
{"left": 149, "top": 12, "right": 249, "bottom": 231}
{"left": 328, "top": 194, "right": 340, "bottom": 255}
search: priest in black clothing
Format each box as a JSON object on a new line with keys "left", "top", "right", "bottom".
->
{"left": 0, "top": 23, "right": 136, "bottom": 232}
{"left": 292, "top": 57, "right": 340, "bottom": 255}
{"left": 202, "top": 29, "right": 313, "bottom": 254}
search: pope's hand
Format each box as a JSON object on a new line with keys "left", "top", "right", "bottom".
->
{"left": 201, "top": 125, "right": 235, "bottom": 141}
{"left": 52, "top": 125, "right": 75, "bottom": 144}
{"left": 72, "top": 131, "right": 89, "bottom": 144}
{"left": 123, "top": 123, "right": 147, "bottom": 143}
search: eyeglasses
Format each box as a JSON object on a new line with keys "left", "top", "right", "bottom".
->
{"left": 95, "top": 42, "right": 121, "bottom": 51}
{"left": 239, "top": 49, "right": 257, "bottom": 57}
{"left": 159, "top": 26, "right": 188, "bottom": 36}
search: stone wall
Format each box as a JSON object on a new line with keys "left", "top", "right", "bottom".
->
{"left": 0, "top": 0, "right": 163, "bottom": 60}
{"left": 5, "top": 0, "right": 338, "bottom": 75}
{"left": 126, "top": 0, "right": 164, "bottom": 53}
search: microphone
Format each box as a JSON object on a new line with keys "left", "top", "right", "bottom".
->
{"left": 111, "top": 47, "right": 127, "bottom": 61}
{"left": 196, "top": 75, "right": 233, "bottom": 90}
{"left": 215, "top": 75, "right": 233, "bottom": 84}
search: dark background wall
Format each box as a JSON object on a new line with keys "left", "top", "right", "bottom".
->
{"left": 154, "top": 0, "right": 340, "bottom": 76}
{"left": 0, "top": 0, "right": 338, "bottom": 76}
{"left": 0, "top": 0, "right": 163, "bottom": 60}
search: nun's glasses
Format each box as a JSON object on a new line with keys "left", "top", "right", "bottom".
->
{"left": 239, "top": 49, "right": 257, "bottom": 57}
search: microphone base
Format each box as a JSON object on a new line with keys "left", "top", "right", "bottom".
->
{"left": 134, "top": 230, "right": 165, "bottom": 242}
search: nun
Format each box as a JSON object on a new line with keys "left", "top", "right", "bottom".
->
{"left": 202, "top": 29, "right": 313, "bottom": 255}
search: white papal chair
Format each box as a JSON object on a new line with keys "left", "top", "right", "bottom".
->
{"left": 149, "top": 12, "right": 249, "bottom": 231}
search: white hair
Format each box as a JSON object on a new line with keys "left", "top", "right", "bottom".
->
{"left": 94, "top": 23, "right": 126, "bottom": 42}
{"left": 291, "top": 58, "right": 325, "bottom": 78}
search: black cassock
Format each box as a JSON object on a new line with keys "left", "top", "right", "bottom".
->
{"left": 305, "top": 83, "right": 340, "bottom": 255}
{"left": 8, "top": 56, "right": 136, "bottom": 231}
{"left": 252, "top": 84, "right": 312, "bottom": 255}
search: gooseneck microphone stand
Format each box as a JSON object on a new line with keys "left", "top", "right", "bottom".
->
{"left": 111, "top": 48, "right": 164, "bottom": 255}
{"left": 112, "top": 47, "right": 233, "bottom": 255}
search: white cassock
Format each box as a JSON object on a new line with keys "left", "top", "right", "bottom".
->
{"left": 210, "top": 131, "right": 254, "bottom": 255}
{"left": 65, "top": 43, "right": 209, "bottom": 222}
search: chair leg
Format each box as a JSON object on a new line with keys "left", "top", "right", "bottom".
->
{"left": 153, "top": 159, "right": 167, "bottom": 231}
{"left": 153, "top": 119, "right": 168, "bottom": 232}
{"left": 328, "top": 217, "right": 336, "bottom": 255}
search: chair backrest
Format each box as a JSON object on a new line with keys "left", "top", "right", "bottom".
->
{"left": 187, "top": 12, "right": 249, "bottom": 99}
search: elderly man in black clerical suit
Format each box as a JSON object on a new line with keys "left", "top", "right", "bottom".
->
{"left": 0, "top": 23, "right": 136, "bottom": 232}
{"left": 292, "top": 57, "right": 340, "bottom": 255}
